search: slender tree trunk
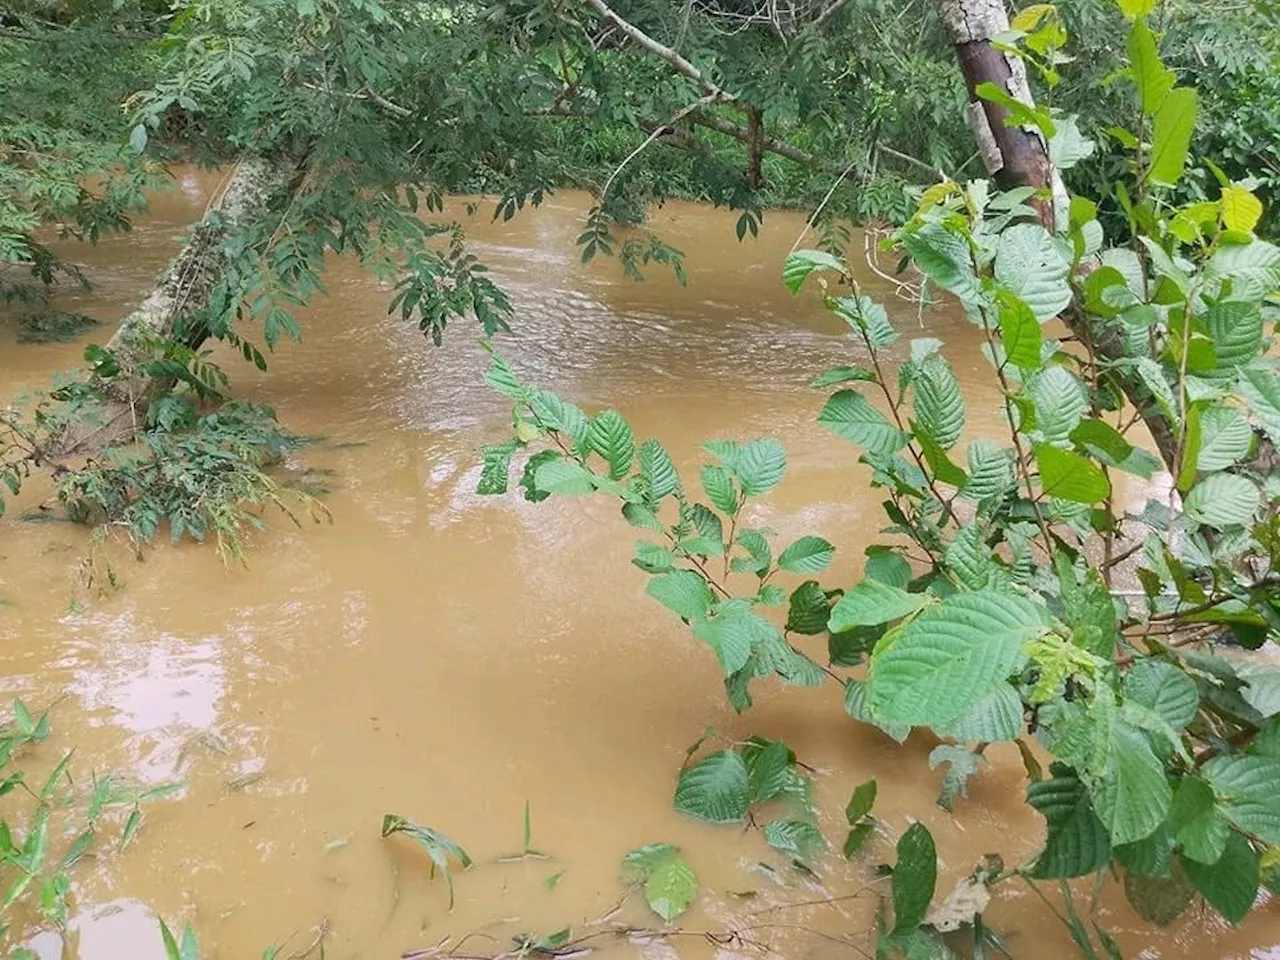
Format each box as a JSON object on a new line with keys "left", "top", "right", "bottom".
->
{"left": 934, "top": 0, "right": 1193, "bottom": 470}
{"left": 50, "top": 153, "right": 300, "bottom": 461}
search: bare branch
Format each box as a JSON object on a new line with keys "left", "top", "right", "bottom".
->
{"left": 584, "top": 0, "right": 732, "bottom": 101}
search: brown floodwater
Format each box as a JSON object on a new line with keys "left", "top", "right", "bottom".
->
{"left": 1, "top": 168, "right": 1277, "bottom": 959}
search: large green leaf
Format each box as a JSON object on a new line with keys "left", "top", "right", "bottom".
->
{"left": 1148, "top": 86, "right": 1197, "bottom": 187}
{"left": 646, "top": 571, "right": 714, "bottom": 621}
{"left": 912, "top": 353, "right": 965, "bottom": 450}
{"left": 831, "top": 295, "right": 898, "bottom": 348}
{"left": 477, "top": 440, "right": 518, "bottom": 495}
{"left": 735, "top": 439, "right": 786, "bottom": 496}
{"left": 786, "top": 581, "right": 831, "bottom": 635}
{"left": 817, "top": 390, "right": 909, "bottom": 455}
{"left": 742, "top": 737, "right": 794, "bottom": 803}
{"left": 588, "top": 410, "right": 635, "bottom": 480}
{"left": 1126, "top": 17, "right": 1174, "bottom": 113}
{"left": 1195, "top": 403, "right": 1253, "bottom": 471}
{"left": 891, "top": 823, "right": 937, "bottom": 933}
{"left": 1181, "top": 831, "right": 1259, "bottom": 924}
{"left": 940, "top": 682, "right": 1023, "bottom": 742}
{"left": 534, "top": 458, "right": 597, "bottom": 494}
{"left": 674, "top": 751, "right": 750, "bottom": 824}
{"left": 1034, "top": 445, "right": 1111, "bottom": 504}
{"left": 1202, "top": 755, "right": 1280, "bottom": 843}
{"left": 828, "top": 579, "right": 929, "bottom": 631}
{"left": 1070, "top": 419, "right": 1160, "bottom": 480}
{"left": 1167, "top": 777, "right": 1229, "bottom": 865}
{"left": 994, "top": 223, "right": 1072, "bottom": 321}
{"left": 1184, "top": 473, "right": 1260, "bottom": 528}
{"left": 777, "top": 536, "right": 834, "bottom": 574}
{"left": 783, "top": 249, "right": 845, "bottom": 293}
{"left": 700, "top": 465, "right": 738, "bottom": 515}
{"left": 960, "top": 440, "right": 1015, "bottom": 502}
{"left": 624, "top": 845, "right": 697, "bottom": 922}
{"left": 1090, "top": 724, "right": 1171, "bottom": 845}
{"left": 1027, "top": 768, "right": 1111, "bottom": 878}
{"left": 764, "top": 820, "right": 825, "bottom": 862}
{"left": 1123, "top": 659, "right": 1199, "bottom": 730}
{"left": 693, "top": 601, "right": 776, "bottom": 674}
{"left": 867, "top": 591, "right": 1048, "bottom": 728}
{"left": 1029, "top": 366, "right": 1088, "bottom": 445}
{"left": 944, "top": 522, "right": 1008, "bottom": 591}
{"left": 913, "top": 424, "right": 969, "bottom": 487}
{"left": 903, "top": 222, "right": 980, "bottom": 304}
{"left": 1206, "top": 240, "right": 1280, "bottom": 301}
{"left": 1239, "top": 365, "right": 1280, "bottom": 444}
{"left": 529, "top": 391, "right": 590, "bottom": 450}
{"left": 997, "top": 292, "right": 1042, "bottom": 371}
{"left": 639, "top": 439, "right": 680, "bottom": 502}
{"left": 1201, "top": 301, "right": 1263, "bottom": 375}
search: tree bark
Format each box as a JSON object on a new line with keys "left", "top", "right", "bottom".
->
{"left": 50, "top": 153, "right": 300, "bottom": 461}
{"left": 934, "top": 0, "right": 1191, "bottom": 471}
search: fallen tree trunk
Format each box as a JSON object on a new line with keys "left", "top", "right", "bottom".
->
{"left": 49, "top": 152, "right": 301, "bottom": 462}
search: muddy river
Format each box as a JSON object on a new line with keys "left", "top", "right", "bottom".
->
{"left": 1, "top": 169, "right": 1276, "bottom": 958}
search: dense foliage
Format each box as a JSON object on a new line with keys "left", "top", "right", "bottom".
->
{"left": 1, "top": 0, "right": 1279, "bottom": 955}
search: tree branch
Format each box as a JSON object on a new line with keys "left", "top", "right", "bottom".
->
{"left": 584, "top": 0, "right": 731, "bottom": 102}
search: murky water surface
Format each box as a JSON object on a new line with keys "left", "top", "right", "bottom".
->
{"left": 2, "top": 169, "right": 1277, "bottom": 958}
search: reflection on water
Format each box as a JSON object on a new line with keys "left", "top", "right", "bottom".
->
{"left": 1, "top": 172, "right": 1278, "bottom": 957}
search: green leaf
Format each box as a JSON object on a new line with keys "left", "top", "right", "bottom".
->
{"left": 692, "top": 601, "right": 772, "bottom": 674}
{"left": 1027, "top": 768, "right": 1111, "bottom": 878}
{"left": 786, "top": 581, "right": 831, "bottom": 635}
{"left": 1070, "top": 419, "right": 1158, "bottom": 480}
{"left": 940, "top": 682, "right": 1023, "bottom": 742}
{"left": 633, "top": 541, "right": 674, "bottom": 574}
{"left": 736, "top": 439, "right": 787, "bottom": 496}
{"left": 891, "top": 822, "right": 937, "bottom": 933}
{"left": 864, "top": 548, "right": 911, "bottom": 588}
{"left": 1194, "top": 404, "right": 1253, "bottom": 471}
{"left": 1048, "top": 115, "right": 1096, "bottom": 170}
{"left": 529, "top": 391, "right": 590, "bottom": 450}
{"left": 1184, "top": 473, "right": 1259, "bottom": 529}
{"left": 994, "top": 223, "right": 1071, "bottom": 321}
{"left": 1029, "top": 367, "right": 1087, "bottom": 445}
{"left": 843, "top": 822, "right": 875, "bottom": 858}
{"left": 829, "top": 580, "right": 929, "bottom": 631}
{"left": 1206, "top": 240, "right": 1280, "bottom": 301}
{"left": 1090, "top": 724, "right": 1172, "bottom": 845}
{"left": 129, "top": 123, "right": 148, "bottom": 153}
{"left": 811, "top": 365, "right": 876, "bottom": 388}
{"left": 777, "top": 536, "right": 834, "bottom": 574}
{"left": 961, "top": 440, "right": 1015, "bottom": 502}
{"left": 1202, "top": 301, "right": 1264, "bottom": 375}
{"left": 1123, "top": 659, "right": 1198, "bottom": 730}
{"left": 743, "top": 738, "right": 794, "bottom": 803}
{"left": 624, "top": 842, "right": 681, "bottom": 873}
{"left": 817, "top": 390, "right": 909, "bottom": 455}
{"left": 1167, "top": 777, "right": 1229, "bottom": 865}
{"left": 646, "top": 571, "right": 714, "bottom": 621}
{"left": 534, "top": 459, "right": 596, "bottom": 494}
{"left": 674, "top": 751, "right": 750, "bottom": 824}
{"left": 844, "top": 678, "right": 911, "bottom": 742}
{"left": 868, "top": 591, "right": 1047, "bottom": 728}
{"left": 1116, "top": 824, "right": 1174, "bottom": 877}
{"left": 700, "top": 465, "right": 738, "bottom": 515}
{"left": 912, "top": 354, "right": 965, "bottom": 450}
{"left": 1202, "top": 755, "right": 1280, "bottom": 844}
{"left": 1240, "top": 366, "right": 1280, "bottom": 444}
{"left": 1148, "top": 87, "right": 1197, "bottom": 187}
{"left": 929, "top": 744, "right": 985, "bottom": 812}
{"left": 1126, "top": 17, "right": 1174, "bottom": 113}
{"left": 846, "top": 779, "right": 877, "bottom": 823}
{"left": 639, "top": 439, "right": 680, "bottom": 502}
{"left": 477, "top": 441, "right": 518, "bottom": 495}
{"left": 1181, "top": 832, "right": 1259, "bottom": 924}
{"left": 1034, "top": 445, "right": 1111, "bottom": 504}
{"left": 1221, "top": 185, "right": 1264, "bottom": 234}
{"left": 644, "top": 854, "right": 698, "bottom": 921}
{"left": 733, "top": 529, "right": 773, "bottom": 575}
{"left": 783, "top": 249, "right": 845, "bottom": 293}
{"left": 1117, "top": 0, "right": 1157, "bottom": 19}
{"left": 764, "top": 820, "right": 825, "bottom": 862}
{"left": 914, "top": 422, "right": 969, "bottom": 487}
{"left": 588, "top": 410, "right": 635, "bottom": 480}
{"left": 998, "top": 293, "right": 1042, "bottom": 371}
{"left": 903, "top": 223, "right": 980, "bottom": 304}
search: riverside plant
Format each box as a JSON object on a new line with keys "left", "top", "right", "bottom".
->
{"left": 477, "top": 5, "right": 1280, "bottom": 955}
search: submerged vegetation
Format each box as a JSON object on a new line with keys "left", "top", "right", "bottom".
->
{"left": 1, "top": 0, "right": 1279, "bottom": 955}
